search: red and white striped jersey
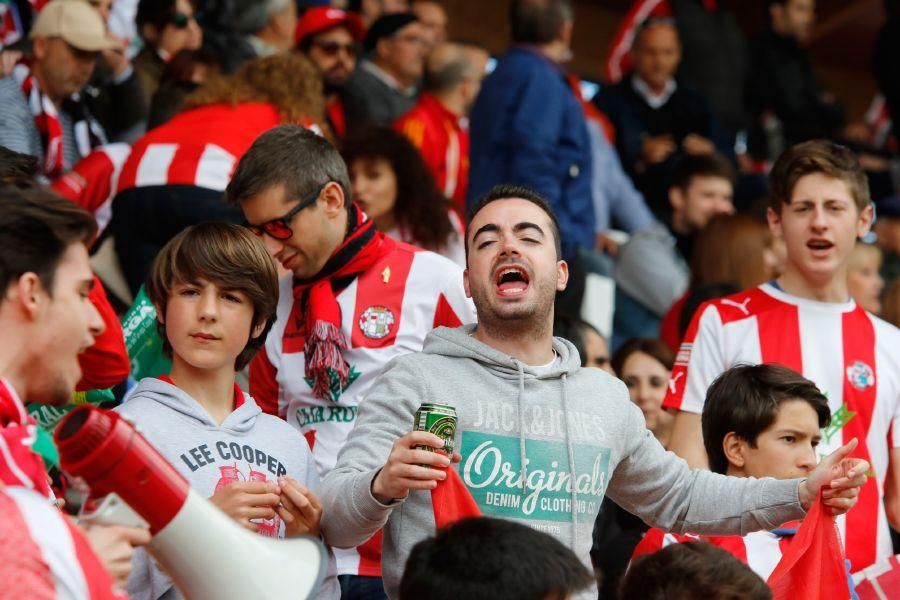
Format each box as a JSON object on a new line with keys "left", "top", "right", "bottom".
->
{"left": 250, "top": 241, "right": 476, "bottom": 576}
{"left": 52, "top": 143, "right": 131, "bottom": 236}
{"left": 664, "top": 282, "right": 900, "bottom": 572}
{"left": 631, "top": 526, "right": 796, "bottom": 582}
{"left": 115, "top": 102, "right": 283, "bottom": 194}
{"left": 0, "top": 486, "right": 124, "bottom": 600}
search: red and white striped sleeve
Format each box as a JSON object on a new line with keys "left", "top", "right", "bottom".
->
{"left": 663, "top": 302, "right": 727, "bottom": 415}
{"left": 250, "top": 345, "right": 281, "bottom": 418}
{"left": 0, "top": 487, "right": 124, "bottom": 600}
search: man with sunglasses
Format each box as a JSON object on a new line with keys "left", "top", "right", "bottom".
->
{"left": 227, "top": 125, "right": 475, "bottom": 600}
{"left": 296, "top": 7, "right": 367, "bottom": 140}
{"left": 0, "top": 0, "right": 119, "bottom": 179}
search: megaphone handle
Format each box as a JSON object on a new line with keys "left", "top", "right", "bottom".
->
{"left": 79, "top": 493, "right": 150, "bottom": 529}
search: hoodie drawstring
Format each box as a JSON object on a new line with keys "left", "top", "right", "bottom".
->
{"left": 516, "top": 361, "right": 527, "bottom": 494}
{"left": 561, "top": 372, "right": 578, "bottom": 551}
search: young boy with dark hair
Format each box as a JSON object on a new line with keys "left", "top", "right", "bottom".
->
{"left": 116, "top": 222, "right": 338, "bottom": 599}
{"left": 399, "top": 517, "right": 594, "bottom": 600}
{"left": 624, "top": 541, "right": 772, "bottom": 600}
{"left": 633, "top": 363, "right": 834, "bottom": 582}
{"left": 666, "top": 139, "right": 900, "bottom": 573}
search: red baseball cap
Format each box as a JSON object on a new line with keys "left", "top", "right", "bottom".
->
{"left": 295, "top": 8, "right": 365, "bottom": 47}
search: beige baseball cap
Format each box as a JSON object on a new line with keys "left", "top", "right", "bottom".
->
{"left": 29, "top": 0, "right": 121, "bottom": 52}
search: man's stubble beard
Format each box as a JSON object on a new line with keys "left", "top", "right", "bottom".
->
{"left": 470, "top": 276, "right": 556, "bottom": 341}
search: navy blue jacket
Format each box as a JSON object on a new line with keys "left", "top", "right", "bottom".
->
{"left": 467, "top": 47, "right": 594, "bottom": 259}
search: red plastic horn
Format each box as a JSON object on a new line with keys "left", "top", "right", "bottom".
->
{"left": 55, "top": 404, "right": 189, "bottom": 534}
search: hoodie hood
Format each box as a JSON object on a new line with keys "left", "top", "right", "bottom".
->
{"left": 126, "top": 377, "right": 262, "bottom": 434}
{"left": 423, "top": 324, "right": 582, "bottom": 379}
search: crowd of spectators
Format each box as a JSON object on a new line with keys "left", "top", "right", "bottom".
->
{"left": 1, "top": 0, "right": 900, "bottom": 599}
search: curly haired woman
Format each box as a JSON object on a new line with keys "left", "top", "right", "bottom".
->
{"left": 342, "top": 127, "right": 464, "bottom": 266}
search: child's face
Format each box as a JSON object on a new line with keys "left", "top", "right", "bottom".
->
{"left": 163, "top": 279, "right": 261, "bottom": 372}
{"left": 737, "top": 399, "right": 821, "bottom": 480}
{"left": 848, "top": 252, "right": 884, "bottom": 314}
{"left": 768, "top": 173, "right": 873, "bottom": 287}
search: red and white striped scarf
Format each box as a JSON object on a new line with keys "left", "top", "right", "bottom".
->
{"left": 14, "top": 63, "right": 104, "bottom": 178}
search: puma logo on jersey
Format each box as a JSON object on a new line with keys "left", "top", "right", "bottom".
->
{"left": 721, "top": 297, "right": 752, "bottom": 316}
{"left": 668, "top": 372, "right": 684, "bottom": 394}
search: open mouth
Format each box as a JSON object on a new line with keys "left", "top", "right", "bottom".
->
{"left": 494, "top": 265, "right": 530, "bottom": 297}
{"left": 806, "top": 239, "right": 834, "bottom": 256}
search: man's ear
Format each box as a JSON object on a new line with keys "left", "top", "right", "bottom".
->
{"left": 556, "top": 259, "right": 569, "bottom": 292}
{"left": 32, "top": 36, "right": 48, "bottom": 61}
{"left": 722, "top": 431, "right": 746, "bottom": 470}
{"left": 463, "top": 268, "right": 472, "bottom": 299}
{"left": 321, "top": 181, "right": 346, "bottom": 217}
{"left": 668, "top": 186, "right": 684, "bottom": 213}
{"left": 12, "top": 273, "right": 45, "bottom": 320}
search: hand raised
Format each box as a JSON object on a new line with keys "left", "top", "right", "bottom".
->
{"left": 800, "top": 438, "right": 870, "bottom": 516}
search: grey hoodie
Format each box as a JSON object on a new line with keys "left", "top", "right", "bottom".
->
{"left": 321, "top": 325, "right": 807, "bottom": 599}
{"left": 116, "top": 377, "right": 339, "bottom": 600}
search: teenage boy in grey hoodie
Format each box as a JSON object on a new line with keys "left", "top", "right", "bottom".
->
{"left": 116, "top": 223, "right": 338, "bottom": 600}
{"left": 321, "top": 184, "right": 870, "bottom": 600}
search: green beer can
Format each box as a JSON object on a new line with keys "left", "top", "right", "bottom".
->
{"left": 414, "top": 403, "right": 458, "bottom": 455}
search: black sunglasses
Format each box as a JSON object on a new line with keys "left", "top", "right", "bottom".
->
{"left": 246, "top": 184, "right": 327, "bottom": 240}
{"left": 171, "top": 11, "right": 196, "bottom": 29}
{"left": 311, "top": 40, "right": 359, "bottom": 57}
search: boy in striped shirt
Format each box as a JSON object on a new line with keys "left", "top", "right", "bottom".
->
{"left": 665, "top": 140, "right": 900, "bottom": 572}
{"left": 634, "top": 364, "right": 836, "bottom": 582}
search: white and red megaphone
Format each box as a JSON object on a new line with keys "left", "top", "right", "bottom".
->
{"left": 55, "top": 405, "right": 327, "bottom": 600}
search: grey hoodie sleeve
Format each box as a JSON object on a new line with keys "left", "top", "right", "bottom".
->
{"left": 320, "top": 356, "right": 425, "bottom": 549}
{"left": 606, "top": 401, "right": 806, "bottom": 536}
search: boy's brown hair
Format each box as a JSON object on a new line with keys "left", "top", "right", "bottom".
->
{"left": 620, "top": 541, "right": 772, "bottom": 600}
{"left": 146, "top": 222, "right": 279, "bottom": 371}
{"left": 769, "top": 140, "right": 870, "bottom": 214}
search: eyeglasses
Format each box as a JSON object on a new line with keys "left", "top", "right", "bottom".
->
{"left": 311, "top": 40, "right": 359, "bottom": 57}
{"left": 171, "top": 11, "right": 196, "bottom": 29}
{"left": 245, "top": 184, "right": 327, "bottom": 241}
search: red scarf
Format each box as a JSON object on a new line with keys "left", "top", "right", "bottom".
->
{"left": 284, "top": 205, "right": 394, "bottom": 399}
{"left": 0, "top": 378, "right": 52, "bottom": 497}
{"left": 14, "top": 63, "right": 104, "bottom": 178}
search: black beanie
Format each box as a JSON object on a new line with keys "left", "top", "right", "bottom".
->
{"left": 363, "top": 12, "right": 418, "bottom": 54}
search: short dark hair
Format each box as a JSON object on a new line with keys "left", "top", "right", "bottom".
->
{"left": 702, "top": 364, "right": 831, "bottom": 475}
{"left": 399, "top": 517, "right": 593, "bottom": 600}
{"left": 621, "top": 541, "right": 772, "bottom": 600}
{"left": 225, "top": 125, "right": 351, "bottom": 213}
{"left": 670, "top": 152, "right": 735, "bottom": 191}
{"left": 136, "top": 0, "right": 179, "bottom": 36}
{"left": 0, "top": 146, "right": 40, "bottom": 181}
{"left": 466, "top": 184, "right": 563, "bottom": 259}
{"left": 0, "top": 182, "right": 97, "bottom": 297}
{"left": 768, "top": 140, "right": 869, "bottom": 214}
{"left": 509, "top": 0, "right": 572, "bottom": 45}
{"left": 146, "top": 222, "right": 279, "bottom": 371}
{"left": 611, "top": 337, "right": 674, "bottom": 377}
